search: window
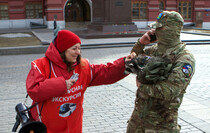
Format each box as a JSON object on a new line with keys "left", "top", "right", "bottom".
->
{"left": 0, "top": 3, "right": 9, "bottom": 20}
{"left": 178, "top": 2, "right": 192, "bottom": 19}
{"left": 25, "top": 3, "right": 43, "bottom": 19}
{"left": 159, "top": 0, "right": 165, "bottom": 12}
{"left": 132, "top": 1, "right": 147, "bottom": 20}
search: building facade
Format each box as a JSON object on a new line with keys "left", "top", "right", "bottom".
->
{"left": 132, "top": 0, "right": 210, "bottom": 28}
{"left": 0, "top": 0, "right": 92, "bottom": 29}
{"left": 0, "top": 0, "right": 210, "bottom": 29}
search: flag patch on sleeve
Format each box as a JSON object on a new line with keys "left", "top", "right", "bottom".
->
{"left": 182, "top": 64, "right": 193, "bottom": 78}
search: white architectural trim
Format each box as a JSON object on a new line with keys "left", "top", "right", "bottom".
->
{"left": 148, "top": 7, "right": 159, "bottom": 10}
{"left": 195, "top": 8, "right": 210, "bottom": 11}
{"left": 203, "top": 22, "right": 210, "bottom": 28}
{"left": 47, "top": 20, "right": 65, "bottom": 29}
{"left": 46, "top": 8, "right": 63, "bottom": 11}
{"left": 133, "top": 21, "right": 150, "bottom": 28}
{"left": 0, "top": 19, "right": 43, "bottom": 29}
{"left": 166, "top": 7, "right": 176, "bottom": 10}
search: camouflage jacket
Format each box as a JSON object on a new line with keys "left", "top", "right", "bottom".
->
{"left": 129, "top": 41, "right": 195, "bottom": 130}
{"left": 132, "top": 41, "right": 195, "bottom": 101}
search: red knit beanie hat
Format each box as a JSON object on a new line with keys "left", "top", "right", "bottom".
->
{"left": 55, "top": 30, "right": 81, "bottom": 53}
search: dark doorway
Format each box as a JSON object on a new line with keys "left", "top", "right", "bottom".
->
{"left": 65, "top": 0, "right": 90, "bottom": 22}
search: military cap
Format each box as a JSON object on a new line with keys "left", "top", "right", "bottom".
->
{"left": 149, "top": 11, "right": 184, "bottom": 29}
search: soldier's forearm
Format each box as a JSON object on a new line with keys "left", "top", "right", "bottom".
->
{"left": 131, "top": 38, "right": 145, "bottom": 55}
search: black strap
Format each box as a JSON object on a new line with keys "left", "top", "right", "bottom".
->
{"left": 48, "top": 60, "right": 52, "bottom": 79}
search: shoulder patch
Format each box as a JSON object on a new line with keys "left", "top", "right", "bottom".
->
{"left": 182, "top": 64, "right": 193, "bottom": 78}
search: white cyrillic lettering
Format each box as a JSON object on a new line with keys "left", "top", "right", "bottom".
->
{"left": 51, "top": 92, "right": 82, "bottom": 102}
{"left": 67, "top": 85, "right": 83, "bottom": 94}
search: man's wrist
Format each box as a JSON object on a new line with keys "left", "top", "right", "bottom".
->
{"left": 137, "top": 38, "right": 145, "bottom": 46}
{"left": 136, "top": 38, "right": 145, "bottom": 49}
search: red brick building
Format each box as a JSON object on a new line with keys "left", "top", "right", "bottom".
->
{"left": 0, "top": 0, "right": 92, "bottom": 29}
{"left": 132, "top": 0, "right": 210, "bottom": 28}
{"left": 0, "top": 0, "right": 210, "bottom": 29}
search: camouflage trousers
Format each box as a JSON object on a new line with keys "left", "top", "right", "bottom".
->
{"left": 126, "top": 112, "right": 181, "bottom": 133}
{"left": 126, "top": 90, "right": 181, "bottom": 133}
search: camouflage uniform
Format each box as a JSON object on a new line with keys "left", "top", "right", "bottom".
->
{"left": 127, "top": 11, "right": 195, "bottom": 133}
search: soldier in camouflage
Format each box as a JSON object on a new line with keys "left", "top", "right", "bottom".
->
{"left": 126, "top": 11, "right": 195, "bottom": 133}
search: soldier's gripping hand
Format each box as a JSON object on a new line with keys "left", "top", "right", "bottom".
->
{"left": 139, "top": 29, "right": 156, "bottom": 45}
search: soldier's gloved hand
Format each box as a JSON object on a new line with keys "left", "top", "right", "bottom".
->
{"left": 139, "top": 29, "right": 156, "bottom": 45}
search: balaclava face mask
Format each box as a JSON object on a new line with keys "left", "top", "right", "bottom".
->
{"left": 149, "top": 11, "right": 184, "bottom": 53}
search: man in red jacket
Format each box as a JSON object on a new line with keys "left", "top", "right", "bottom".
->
{"left": 26, "top": 30, "right": 135, "bottom": 133}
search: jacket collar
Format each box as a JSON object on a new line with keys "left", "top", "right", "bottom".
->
{"left": 45, "top": 42, "right": 67, "bottom": 69}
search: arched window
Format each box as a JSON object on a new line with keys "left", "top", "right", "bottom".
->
{"left": 65, "top": 0, "right": 90, "bottom": 22}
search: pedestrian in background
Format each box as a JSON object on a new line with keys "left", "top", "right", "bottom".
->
{"left": 26, "top": 29, "right": 135, "bottom": 133}
{"left": 53, "top": 18, "right": 57, "bottom": 30}
{"left": 126, "top": 11, "right": 195, "bottom": 133}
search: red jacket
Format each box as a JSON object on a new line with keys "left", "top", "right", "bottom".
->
{"left": 26, "top": 42, "right": 127, "bottom": 133}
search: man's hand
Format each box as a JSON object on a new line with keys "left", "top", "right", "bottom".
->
{"left": 139, "top": 29, "right": 156, "bottom": 45}
{"left": 125, "top": 52, "right": 136, "bottom": 62}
